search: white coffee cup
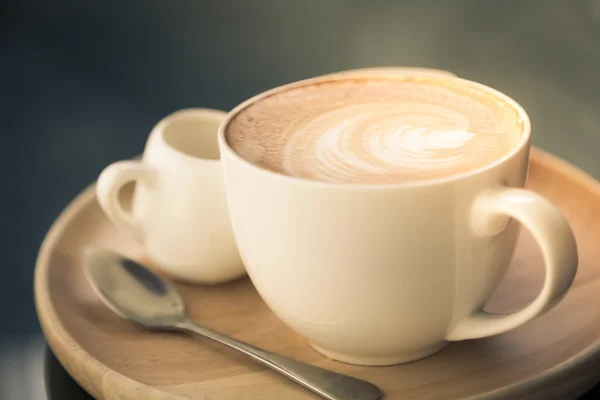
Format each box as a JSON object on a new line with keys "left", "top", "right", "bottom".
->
{"left": 97, "top": 108, "right": 245, "bottom": 284}
{"left": 217, "top": 74, "right": 578, "bottom": 366}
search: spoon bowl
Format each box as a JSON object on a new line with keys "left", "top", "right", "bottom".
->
{"left": 84, "top": 248, "right": 186, "bottom": 329}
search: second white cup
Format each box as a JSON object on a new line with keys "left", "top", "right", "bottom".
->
{"left": 97, "top": 108, "right": 245, "bottom": 284}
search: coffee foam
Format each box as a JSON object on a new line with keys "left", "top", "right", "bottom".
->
{"left": 226, "top": 76, "right": 524, "bottom": 184}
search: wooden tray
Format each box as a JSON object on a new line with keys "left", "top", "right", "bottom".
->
{"left": 35, "top": 148, "right": 600, "bottom": 400}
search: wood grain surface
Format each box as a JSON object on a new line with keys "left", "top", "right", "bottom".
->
{"left": 35, "top": 148, "right": 600, "bottom": 399}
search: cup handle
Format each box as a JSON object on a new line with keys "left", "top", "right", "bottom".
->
{"left": 96, "top": 160, "right": 156, "bottom": 243}
{"left": 445, "top": 187, "right": 578, "bottom": 341}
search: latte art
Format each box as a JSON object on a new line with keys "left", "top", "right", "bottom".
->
{"left": 283, "top": 103, "right": 481, "bottom": 182}
{"left": 226, "top": 76, "right": 524, "bottom": 183}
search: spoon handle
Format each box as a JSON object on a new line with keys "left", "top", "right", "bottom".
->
{"left": 176, "top": 319, "right": 381, "bottom": 400}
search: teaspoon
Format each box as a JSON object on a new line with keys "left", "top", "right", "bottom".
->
{"left": 83, "top": 247, "right": 381, "bottom": 400}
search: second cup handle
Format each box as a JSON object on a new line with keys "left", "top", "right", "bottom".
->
{"left": 96, "top": 161, "right": 156, "bottom": 243}
{"left": 445, "top": 187, "right": 578, "bottom": 341}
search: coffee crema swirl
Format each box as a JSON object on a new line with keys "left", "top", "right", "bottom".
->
{"left": 226, "top": 76, "right": 524, "bottom": 184}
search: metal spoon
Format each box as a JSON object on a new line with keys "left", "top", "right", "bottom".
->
{"left": 83, "top": 247, "right": 381, "bottom": 400}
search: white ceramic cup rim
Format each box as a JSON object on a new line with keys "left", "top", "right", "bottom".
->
{"left": 217, "top": 73, "right": 531, "bottom": 190}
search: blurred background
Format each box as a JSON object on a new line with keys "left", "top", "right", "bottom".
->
{"left": 2, "top": 0, "right": 600, "bottom": 398}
